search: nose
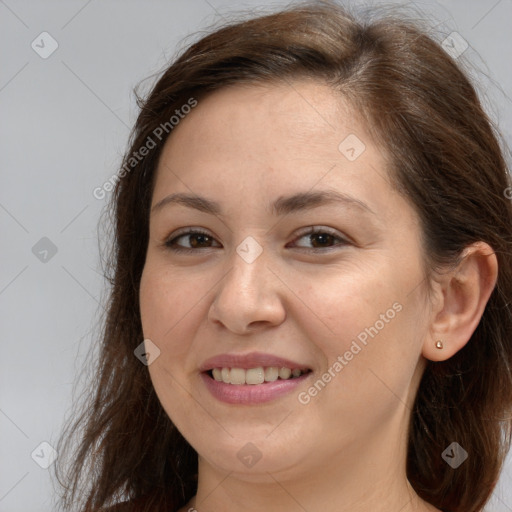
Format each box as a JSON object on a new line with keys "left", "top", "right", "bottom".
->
{"left": 207, "top": 242, "right": 287, "bottom": 334}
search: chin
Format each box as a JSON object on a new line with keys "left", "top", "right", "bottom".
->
{"left": 191, "top": 426, "right": 313, "bottom": 477}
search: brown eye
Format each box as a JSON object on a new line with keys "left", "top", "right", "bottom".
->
{"left": 291, "top": 227, "right": 349, "bottom": 251}
{"left": 165, "top": 230, "right": 221, "bottom": 252}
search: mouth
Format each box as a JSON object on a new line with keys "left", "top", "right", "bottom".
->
{"left": 205, "top": 366, "right": 312, "bottom": 385}
{"left": 199, "top": 352, "right": 313, "bottom": 404}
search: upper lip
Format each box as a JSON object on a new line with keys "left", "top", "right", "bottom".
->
{"left": 199, "top": 351, "right": 312, "bottom": 372}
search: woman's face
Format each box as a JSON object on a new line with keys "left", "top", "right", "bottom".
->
{"left": 140, "top": 80, "right": 432, "bottom": 481}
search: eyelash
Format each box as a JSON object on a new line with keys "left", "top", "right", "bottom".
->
{"left": 163, "top": 226, "right": 350, "bottom": 254}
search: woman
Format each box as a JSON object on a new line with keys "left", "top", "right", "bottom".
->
{"left": 54, "top": 2, "right": 512, "bottom": 512}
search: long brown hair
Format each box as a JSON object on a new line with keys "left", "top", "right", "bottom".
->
{"left": 54, "top": 2, "right": 512, "bottom": 511}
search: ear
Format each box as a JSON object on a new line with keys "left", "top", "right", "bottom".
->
{"left": 422, "top": 241, "right": 498, "bottom": 362}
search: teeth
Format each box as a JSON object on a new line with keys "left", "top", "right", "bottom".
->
{"left": 264, "top": 367, "right": 279, "bottom": 382}
{"left": 246, "top": 367, "right": 265, "bottom": 385}
{"left": 279, "top": 367, "right": 292, "bottom": 379}
{"left": 210, "top": 366, "right": 308, "bottom": 385}
{"left": 229, "top": 368, "right": 246, "bottom": 385}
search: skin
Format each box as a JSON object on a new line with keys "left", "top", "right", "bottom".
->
{"left": 139, "top": 80, "right": 497, "bottom": 512}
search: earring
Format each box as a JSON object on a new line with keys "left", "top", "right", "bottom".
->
{"left": 435, "top": 340, "right": 443, "bottom": 349}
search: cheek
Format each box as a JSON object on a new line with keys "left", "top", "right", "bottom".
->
{"left": 140, "top": 262, "right": 202, "bottom": 340}
{"left": 291, "top": 266, "right": 404, "bottom": 349}
{"left": 139, "top": 265, "right": 207, "bottom": 431}
{"left": 294, "top": 263, "right": 425, "bottom": 408}
{"left": 139, "top": 261, "right": 220, "bottom": 386}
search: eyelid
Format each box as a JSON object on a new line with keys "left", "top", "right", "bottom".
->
{"left": 291, "top": 226, "right": 351, "bottom": 246}
{"left": 167, "top": 226, "right": 212, "bottom": 240}
{"left": 164, "top": 227, "right": 219, "bottom": 250}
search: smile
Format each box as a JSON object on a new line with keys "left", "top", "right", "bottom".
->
{"left": 210, "top": 366, "right": 310, "bottom": 385}
{"left": 199, "top": 352, "right": 313, "bottom": 404}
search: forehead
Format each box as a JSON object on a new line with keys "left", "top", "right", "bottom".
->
{"left": 164, "top": 80, "right": 364, "bottom": 153}
{"left": 155, "top": 80, "right": 383, "bottom": 178}
{"left": 151, "top": 80, "right": 401, "bottom": 223}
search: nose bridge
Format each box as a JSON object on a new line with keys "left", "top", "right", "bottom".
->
{"left": 226, "top": 234, "right": 268, "bottom": 299}
{"left": 209, "top": 234, "right": 285, "bottom": 331}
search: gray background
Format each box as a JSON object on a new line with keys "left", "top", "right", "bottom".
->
{"left": 1, "top": 0, "right": 511, "bottom": 510}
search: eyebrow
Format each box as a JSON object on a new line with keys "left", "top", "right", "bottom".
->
{"left": 151, "top": 190, "right": 376, "bottom": 217}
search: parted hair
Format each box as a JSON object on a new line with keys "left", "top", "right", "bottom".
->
{"left": 54, "top": 2, "right": 512, "bottom": 511}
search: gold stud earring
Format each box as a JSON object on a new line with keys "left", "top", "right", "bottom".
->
{"left": 435, "top": 340, "right": 443, "bottom": 349}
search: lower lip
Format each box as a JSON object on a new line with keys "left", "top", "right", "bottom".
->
{"left": 200, "top": 372, "right": 311, "bottom": 404}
